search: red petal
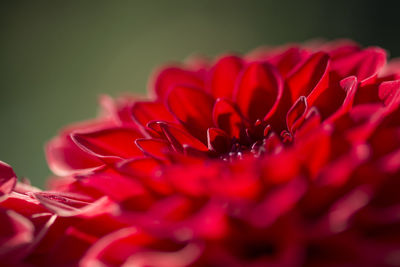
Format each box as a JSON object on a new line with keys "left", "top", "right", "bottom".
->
{"left": 286, "top": 96, "right": 308, "bottom": 133}
{"left": 208, "top": 55, "right": 243, "bottom": 99}
{"left": 212, "top": 98, "right": 247, "bottom": 139}
{"left": 34, "top": 192, "right": 112, "bottom": 217}
{"left": 117, "top": 157, "right": 160, "bottom": 177}
{"left": 378, "top": 80, "right": 400, "bottom": 107}
{"left": 80, "top": 166, "right": 147, "bottom": 201}
{"left": 131, "top": 101, "right": 175, "bottom": 128}
{"left": 159, "top": 123, "right": 208, "bottom": 153}
{"left": 287, "top": 51, "right": 330, "bottom": 104}
{"left": 330, "top": 47, "right": 386, "bottom": 84}
{"left": 167, "top": 85, "right": 214, "bottom": 142}
{"left": 72, "top": 128, "right": 143, "bottom": 162}
{"left": 152, "top": 66, "right": 204, "bottom": 100}
{"left": 234, "top": 62, "right": 283, "bottom": 122}
{"left": 118, "top": 158, "right": 171, "bottom": 195}
{"left": 46, "top": 135, "right": 104, "bottom": 176}
{"left": 0, "top": 161, "right": 17, "bottom": 200}
{"left": 294, "top": 107, "right": 321, "bottom": 139}
{"left": 0, "top": 209, "right": 34, "bottom": 260}
{"left": 135, "top": 138, "right": 171, "bottom": 160}
{"left": 207, "top": 128, "right": 230, "bottom": 154}
{"left": 267, "top": 46, "right": 309, "bottom": 77}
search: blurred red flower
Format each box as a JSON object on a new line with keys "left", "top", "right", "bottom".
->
{"left": 2, "top": 40, "right": 400, "bottom": 266}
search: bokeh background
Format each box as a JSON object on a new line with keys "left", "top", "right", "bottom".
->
{"left": 1, "top": 0, "right": 400, "bottom": 187}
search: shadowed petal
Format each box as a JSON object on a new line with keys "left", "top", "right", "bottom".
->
{"left": 234, "top": 62, "right": 283, "bottom": 122}
{"left": 167, "top": 86, "right": 214, "bottom": 143}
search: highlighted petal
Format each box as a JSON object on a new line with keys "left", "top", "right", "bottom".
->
{"left": 208, "top": 55, "right": 243, "bottom": 99}
{"left": 72, "top": 128, "right": 143, "bottom": 162}
{"left": 46, "top": 135, "right": 104, "bottom": 176}
{"left": 131, "top": 101, "right": 175, "bottom": 128}
{"left": 152, "top": 66, "right": 204, "bottom": 100}
{"left": 287, "top": 51, "right": 330, "bottom": 104}
{"left": 34, "top": 192, "right": 113, "bottom": 217}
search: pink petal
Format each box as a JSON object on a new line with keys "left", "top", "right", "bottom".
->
{"left": 0, "top": 209, "right": 34, "bottom": 260}
{"left": 166, "top": 86, "right": 214, "bottom": 143}
{"left": 234, "top": 62, "right": 283, "bottom": 122}
{"left": 79, "top": 227, "right": 153, "bottom": 267}
{"left": 378, "top": 80, "right": 400, "bottom": 107}
{"left": 208, "top": 55, "right": 243, "bottom": 99}
{"left": 34, "top": 192, "right": 114, "bottom": 217}
{"left": 0, "top": 161, "right": 17, "bottom": 200}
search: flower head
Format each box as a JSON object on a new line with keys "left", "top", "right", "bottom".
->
{"left": 2, "top": 40, "right": 400, "bottom": 266}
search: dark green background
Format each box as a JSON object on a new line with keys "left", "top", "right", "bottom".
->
{"left": 1, "top": 0, "right": 399, "bottom": 187}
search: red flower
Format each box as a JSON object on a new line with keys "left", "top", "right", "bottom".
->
{"left": 2, "top": 39, "right": 400, "bottom": 266}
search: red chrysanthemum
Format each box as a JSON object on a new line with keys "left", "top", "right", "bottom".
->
{"left": 2, "top": 40, "right": 400, "bottom": 266}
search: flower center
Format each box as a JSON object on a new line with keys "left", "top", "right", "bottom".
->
{"left": 217, "top": 119, "right": 292, "bottom": 161}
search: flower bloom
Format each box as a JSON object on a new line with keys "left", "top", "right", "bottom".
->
{"left": 2, "top": 40, "right": 400, "bottom": 266}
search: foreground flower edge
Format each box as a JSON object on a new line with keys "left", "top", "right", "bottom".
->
{"left": 1, "top": 40, "right": 400, "bottom": 266}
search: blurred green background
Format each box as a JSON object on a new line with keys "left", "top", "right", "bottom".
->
{"left": 1, "top": 0, "right": 399, "bottom": 187}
